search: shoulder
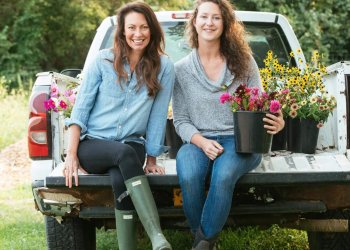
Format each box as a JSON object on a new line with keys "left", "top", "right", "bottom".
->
{"left": 99, "top": 48, "right": 114, "bottom": 61}
{"left": 174, "top": 53, "right": 191, "bottom": 73}
{"left": 160, "top": 54, "right": 175, "bottom": 73}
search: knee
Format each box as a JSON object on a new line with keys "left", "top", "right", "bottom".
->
{"left": 117, "top": 144, "right": 140, "bottom": 166}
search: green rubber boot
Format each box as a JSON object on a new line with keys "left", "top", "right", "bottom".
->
{"left": 125, "top": 175, "right": 172, "bottom": 250}
{"left": 115, "top": 209, "right": 137, "bottom": 250}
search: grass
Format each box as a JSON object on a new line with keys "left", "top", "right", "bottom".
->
{"left": 0, "top": 183, "right": 309, "bottom": 249}
{"left": 0, "top": 89, "right": 309, "bottom": 249}
{"left": 0, "top": 87, "right": 29, "bottom": 151}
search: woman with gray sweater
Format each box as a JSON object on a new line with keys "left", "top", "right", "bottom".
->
{"left": 172, "top": 0, "right": 285, "bottom": 249}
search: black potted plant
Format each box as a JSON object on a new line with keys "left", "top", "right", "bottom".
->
{"left": 220, "top": 84, "right": 282, "bottom": 154}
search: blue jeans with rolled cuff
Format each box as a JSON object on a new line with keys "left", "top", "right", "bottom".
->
{"left": 176, "top": 135, "right": 262, "bottom": 238}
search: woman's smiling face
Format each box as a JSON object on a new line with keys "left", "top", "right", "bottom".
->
{"left": 124, "top": 11, "right": 151, "bottom": 53}
{"left": 194, "top": 2, "right": 223, "bottom": 44}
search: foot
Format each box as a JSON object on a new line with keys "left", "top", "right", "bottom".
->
{"left": 152, "top": 233, "right": 172, "bottom": 250}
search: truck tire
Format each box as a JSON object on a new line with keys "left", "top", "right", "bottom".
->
{"left": 307, "top": 210, "right": 350, "bottom": 250}
{"left": 45, "top": 216, "right": 96, "bottom": 250}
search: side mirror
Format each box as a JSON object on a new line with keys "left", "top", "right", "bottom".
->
{"left": 60, "top": 69, "right": 82, "bottom": 78}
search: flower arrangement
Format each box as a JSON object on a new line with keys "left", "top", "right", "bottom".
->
{"left": 220, "top": 84, "right": 281, "bottom": 114}
{"left": 259, "top": 50, "right": 336, "bottom": 127}
{"left": 44, "top": 78, "right": 79, "bottom": 117}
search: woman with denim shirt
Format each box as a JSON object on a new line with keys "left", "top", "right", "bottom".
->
{"left": 64, "top": 2, "right": 173, "bottom": 250}
{"left": 172, "top": 0, "right": 285, "bottom": 249}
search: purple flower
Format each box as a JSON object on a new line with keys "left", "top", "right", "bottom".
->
{"left": 269, "top": 100, "right": 281, "bottom": 113}
{"left": 220, "top": 92, "right": 231, "bottom": 104}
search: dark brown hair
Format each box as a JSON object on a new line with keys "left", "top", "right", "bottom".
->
{"left": 113, "top": 1, "right": 165, "bottom": 96}
{"left": 186, "top": 0, "right": 252, "bottom": 81}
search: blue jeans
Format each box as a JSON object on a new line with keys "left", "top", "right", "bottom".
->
{"left": 176, "top": 135, "right": 262, "bottom": 238}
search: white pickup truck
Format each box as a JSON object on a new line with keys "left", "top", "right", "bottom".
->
{"left": 28, "top": 10, "right": 350, "bottom": 250}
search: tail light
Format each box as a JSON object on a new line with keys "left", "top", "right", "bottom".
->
{"left": 171, "top": 13, "right": 191, "bottom": 19}
{"left": 28, "top": 91, "right": 52, "bottom": 159}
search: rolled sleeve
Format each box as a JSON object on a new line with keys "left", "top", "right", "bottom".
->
{"left": 64, "top": 117, "right": 88, "bottom": 133}
{"left": 145, "top": 57, "right": 175, "bottom": 157}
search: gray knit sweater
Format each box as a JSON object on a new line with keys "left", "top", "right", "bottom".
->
{"left": 173, "top": 49, "right": 262, "bottom": 143}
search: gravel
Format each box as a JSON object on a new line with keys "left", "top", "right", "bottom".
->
{"left": 0, "top": 138, "right": 32, "bottom": 189}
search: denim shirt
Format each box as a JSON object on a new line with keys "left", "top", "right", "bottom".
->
{"left": 65, "top": 49, "right": 175, "bottom": 157}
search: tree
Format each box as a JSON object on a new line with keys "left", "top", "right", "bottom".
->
{"left": 235, "top": 0, "right": 350, "bottom": 64}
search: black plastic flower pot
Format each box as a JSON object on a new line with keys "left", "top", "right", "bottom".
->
{"left": 165, "top": 119, "right": 183, "bottom": 159}
{"left": 233, "top": 111, "right": 272, "bottom": 153}
{"left": 287, "top": 118, "right": 319, "bottom": 154}
{"left": 271, "top": 117, "right": 288, "bottom": 151}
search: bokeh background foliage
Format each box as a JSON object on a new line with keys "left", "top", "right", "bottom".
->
{"left": 0, "top": 0, "right": 349, "bottom": 92}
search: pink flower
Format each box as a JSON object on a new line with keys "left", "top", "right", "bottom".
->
{"left": 281, "top": 89, "right": 290, "bottom": 94}
{"left": 64, "top": 89, "right": 73, "bottom": 97}
{"left": 59, "top": 100, "right": 68, "bottom": 109}
{"left": 44, "top": 99, "right": 56, "bottom": 110}
{"left": 67, "top": 93, "right": 76, "bottom": 104}
{"left": 250, "top": 87, "right": 259, "bottom": 96}
{"left": 269, "top": 100, "right": 281, "bottom": 113}
{"left": 51, "top": 83, "right": 59, "bottom": 98}
{"left": 220, "top": 92, "right": 231, "bottom": 104}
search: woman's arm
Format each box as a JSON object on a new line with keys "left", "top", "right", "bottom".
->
{"left": 144, "top": 58, "right": 175, "bottom": 174}
{"left": 64, "top": 125, "right": 87, "bottom": 188}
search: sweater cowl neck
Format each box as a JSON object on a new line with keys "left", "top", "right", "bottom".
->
{"left": 189, "top": 49, "right": 235, "bottom": 92}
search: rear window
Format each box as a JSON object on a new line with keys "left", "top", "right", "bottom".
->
{"left": 102, "top": 21, "right": 293, "bottom": 67}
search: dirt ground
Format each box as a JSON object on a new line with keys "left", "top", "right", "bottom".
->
{"left": 0, "top": 138, "right": 32, "bottom": 189}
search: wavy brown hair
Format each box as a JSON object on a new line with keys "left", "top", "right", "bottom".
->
{"left": 186, "top": 0, "right": 252, "bottom": 81}
{"left": 113, "top": 1, "right": 165, "bottom": 97}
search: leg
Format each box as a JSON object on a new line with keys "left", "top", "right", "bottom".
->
{"left": 176, "top": 143, "right": 211, "bottom": 234}
{"left": 201, "top": 136, "right": 262, "bottom": 238}
{"left": 77, "top": 139, "right": 145, "bottom": 250}
{"left": 125, "top": 175, "right": 172, "bottom": 250}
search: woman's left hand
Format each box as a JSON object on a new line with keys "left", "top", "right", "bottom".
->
{"left": 144, "top": 155, "right": 166, "bottom": 175}
{"left": 263, "top": 110, "right": 285, "bottom": 135}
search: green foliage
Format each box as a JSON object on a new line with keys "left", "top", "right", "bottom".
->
{"left": 0, "top": 81, "right": 28, "bottom": 151}
{"left": 146, "top": 0, "right": 193, "bottom": 10}
{"left": 1, "top": 0, "right": 348, "bottom": 92}
{"left": 218, "top": 226, "right": 308, "bottom": 250}
{"left": 235, "top": 0, "right": 350, "bottom": 65}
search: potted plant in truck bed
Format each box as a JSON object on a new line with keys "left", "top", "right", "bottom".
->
{"left": 260, "top": 50, "right": 337, "bottom": 154}
{"left": 220, "top": 84, "right": 282, "bottom": 154}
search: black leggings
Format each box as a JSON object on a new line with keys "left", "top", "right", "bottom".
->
{"left": 77, "top": 139, "right": 145, "bottom": 210}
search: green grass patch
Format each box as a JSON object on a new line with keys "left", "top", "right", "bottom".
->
{"left": 0, "top": 184, "right": 46, "bottom": 249}
{"left": 0, "top": 183, "right": 309, "bottom": 249}
{"left": 0, "top": 86, "right": 29, "bottom": 151}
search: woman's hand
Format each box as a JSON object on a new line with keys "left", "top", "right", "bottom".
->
{"left": 198, "top": 137, "right": 224, "bottom": 161}
{"left": 63, "top": 153, "right": 87, "bottom": 188}
{"left": 263, "top": 110, "right": 285, "bottom": 135}
{"left": 144, "top": 156, "right": 166, "bottom": 175}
